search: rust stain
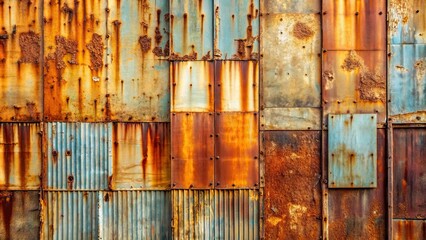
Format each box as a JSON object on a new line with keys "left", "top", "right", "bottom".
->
{"left": 292, "top": 22, "right": 314, "bottom": 40}
{"left": 61, "top": 3, "right": 74, "bottom": 23}
{"left": 323, "top": 70, "right": 335, "bottom": 90}
{"left": 341, "top": 51, "right": 363, "bottom": 72}
{"left": 389, "top": 1, "right": 412, "bottom": 35}
{"left": 45, "top": 36, "right": 78, "bottom": 71}
{"left": 170, "top": 51, "right": 197, "bottom": 61}
{"left": 17, "top": 125, "right": 30, "bottom": 188}
{"left": 2, "top": 125, "right": 14, "bottom": 187}
{"left": 86, "top": 33, "right": 104, "bottom": 71}
{"left": 0, "top": 191, "right": 13, "bottom": 240}
{"left": 201, "top": 51, "right": 211, "bottom": 60}
{"left": 67, "top": 175, "right": 74, "bottom": 190}
{"left": 231, "top": 0, "right": 258, "bottom": 60}
{"left": 139, "top": 35, "right": 151, "bottom": 53}
{"left": 18, "top": 31, "right": 40, "bottom": 64}
{"left": 414, "top": 58, "right": 426, "bottom": 81}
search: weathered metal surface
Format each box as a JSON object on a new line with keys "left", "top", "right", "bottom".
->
{"left": 0, "top": 123, "right": 41, "bottom": 190}
{"left": 215, "top": 61, "right": 259, "bottom": 112}
{"left": 170, "top": 0, "right": 213, "bottom": 60}
{"left": 262, "top": 1, "right": 320, "bottom": 14}
{"left": 0, "top": 191, "right": 40, "bottom": 240}
{"left": 263, "top": 131, "right": 321, "bottom": 239}
{"left": 111, "top": 123, "right": 171, "bottom": 190}
{"left": 171, "top": 61, "right": 214, "bottom": 112}
{"left": 261, "top": 13, "right": 321, "bottom": 108}
{"left": 328, "top": 114, "right": 377, "bottom": 188}
{"left": 44, "top": 0, "right": 108, "bottom": 121}
{"left": 393, "top": 220, "right": 426, "bottom": 240}
{"left": 171, "top": 113, "right": 214, "bottom": 189}
{"left": 322, "top": 50, "right": 387, "bottom": 126}
{"left": 389, "top": 0, "right": 426, "bottom": 44}
{"left": 0, "top": 0, "right": 42, "bottom": 121}
{"left": 214, "top": 0, "right": 259, "bottom": 60}
{"left": 100, "top": 191, "right": 171, "bottom": 239}
{"left": 215, "top": 113, "right": 258, "bottom": 188}
{"left": 322, "top": 0, "right": 386, "bottom": 50}
{"left": 260, "top": 108, "right": 321, "bottom": 130}
{"left": 327, "top": 129, "right": 387, "bottom": 240}
{"left": 46, "top": 122, "right": 111, "bottom": 190}
{"left": 389, "top": 44, "right": 426, "bottom": 123}
{"left": 393, "top": 127, "right": 426, "bottom": 219}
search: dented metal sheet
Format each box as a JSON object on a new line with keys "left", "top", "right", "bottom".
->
{"left": 328, "top": 114, "right": 377, "bottom": 188}
{"left": 263, "top": 131, "right": 321, "bottom": 239}
{"left": 389, "top": 44, "right": 426, "bottom": 123}
{"left": 0, "top": 123, "right": 41, "bottom": 190}
{"left": 322, "top": 50, "right": 387, "bottom": 126}
{"left": 46, "top": 122, "right": 112, "bottom": 190}
{"left": 171, "top": 61, "right": 214, "bottom": 112}
{"left": 261, "top": 108, "right": 321, "bottom": 130}
{"left": 393, "top": 128, "right": 426, "bottom": 219}
{"left": 214, "top": 0, "right": 259, "bottom": 60}
{"left": 215, "top": 113, "right": 258, "bottom": 188}
{"left": 393, "top": 220, "right": 426, "bottom": 240}
{"left": 0, "top": 0, "right": 42, "bottom": 121}
{"left": 170, "top": 0, "right": 213, "bottom": 60}
{"left": 262, "top": 1, "right": 320, "bottom": 14}
{"left": 322, "top": 0, "right": 386, "bottom": 50}
{"left": 171, "top": 113, "right": 214, "bottom": 189}
{"left": 44, "top": 0, "right": 108, "bottom": 121}
{"left": 111, "top": 123, "right": 171, "bottom": 190}
{"left": 215, "top": 61, "right": 259, "bottom": 112}
{"left": 0, "top": 191, "right": 40, "bottom": 240}
{"left": 389, "top": 0, "right": 426, "bottom": 44}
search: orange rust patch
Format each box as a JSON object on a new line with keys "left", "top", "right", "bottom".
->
{"left": 169, "top": 51, "right": 197, "bottom": 61}
{"left": 359, "top": 70, "right": 386, "bottom": 101}
{"left": 18, "top": 31, "right": 40, "bottom": 64}
{"left": 293, "top": 22, "right": 314, "bottom": 40}
{"left": 86, "top": 33, "right": 104, "bottom": 71}
{"left": 45, "top": 36, "right": 78, "bottom": 70}
{"left": 341, "top": 51, "right": 363, "bottom": 72}
{"left": 201, "top": 51, "right": 211, "bottom": 60}
{"left": 139, "top": 35, "right": 152, "bottom": 53}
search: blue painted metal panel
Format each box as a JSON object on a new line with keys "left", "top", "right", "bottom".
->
{"left": 328, "top": 114, "right": 377, "bottom": 188}
{"left": 389, "top": 0, "right": 426, "bottom": 44}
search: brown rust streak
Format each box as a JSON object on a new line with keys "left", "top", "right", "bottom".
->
{"left": 293, "top": 22, "right": 314, "bottom": 40}
{"left": 232, "top": 0, "right": 258, "bottom": 60}
{"left": 17, "top": 124, "right": 30, "bottom": 188}
{"left": 0, "top": 191, "right": 13, "bottom": 240}
{"left": 2, "top": 125, "right": 14, "bottom": 187}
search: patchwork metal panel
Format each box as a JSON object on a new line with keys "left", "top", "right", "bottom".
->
{"left": 389, "top": 0, "right": 426, "bottom": 44}
{"left": 393, "top": 220, "right": 426, "bottom": 240}
{"left": 322, "top": 50, "right": 387, "bottom": 126}
{"left": 111, "top": 123, "right": 171, "bottom": 190}
{"left": 170, "top": 0, "right": 213, "bottom": 60}
{"left": 43, "top": 0, "right": 108, "bottom": 121}
{"left": 262, "top": 1, "right": 320, "bottom": 14}
{"left": 0, "top": 191, "right": 40, "bottom": 240}
{"left": 214, "top": 0, "right": 259, "bottom": 60}
{"left": 328, "top": 114, "right": 377, "bottom": 188}
{"left": 322, "top": 0, "right": 386, "bottom": 50}
{"left": 263, "top": 131, "right": 321, "bottom": 239}
{"left": 171, "top": 113, "right": 214, "bottom": 189}
{"left": 215, "top": 61, "right": 259, "bottom": 112}
{"left": 46, "top": 122, "right": 112, "bottom": 190}
{"left": 262, "top": 13, "right": 321, "bottom": 108}
{"left": 215, "top": 113, "right": 258, "bottom": 188}
{"left": 0, "top": 0, "right": 42, "bottom": 121}
{"left": 389, "top": 44, "right": 426, "bottom": 123}
{"left": 393, "top": 128, "right": 426, "bottom": 219}
{"left": 0, "top": 123, "right": 41, "bottom": 190}
{"left": 171, "top": 61, "right": 214, "bottom": 112}
{"left": 260, "top": 108, "right": 321, "bottom": 130}
{"left": 100, "top": 191, "right": 171, "bottom": 239}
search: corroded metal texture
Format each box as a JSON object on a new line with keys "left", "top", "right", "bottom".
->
{"left": 0, "top": 0, "right": 42, "bottom": 121}
{"left": 263, "top": 131, "right": 321, "bottom": 240}
{"left": 45, "top": 122, "right": 111, "bottom": 190}
{"left": 389, "top": 0, "right": 426, "bottom": 44}
{"left": 214, "top": 0, "right": 259, "bottom": 60}
{"left": 0, "top": 191, "right": 40, "bottom": 240}
{"left": 215, "top": 61, "right": 259, "bottom": 112}
{"left": 111, "top": 123, "right": 171, "bottom": 190}
{"left": 328, "top": 114, "right": 377, "bottom": 188}
{"left": 322, "top": 0, "right": 386, "bottom": 50}
{"left": 170, "top": 0, "right": 213, "bottom": 60}
{"left": 171, "top": 113, "right": 214, "bottom": 189}
{"left": 0, "top": 123, "right": 41, "bottom": 190}
{"left": 393, "top": 220, "right": 426, "bottom": 240}
{"left": 260, "top": 108, "right": 321, "bottom": 130}
{"left": 322, "top": 50, "right": 387, "bottom": 126}
{"left": 262, "top": 1, "right": 320, "bottom": 14}
{"left": 389, "top": 44, "right": 426, "bottom": 123}
{"left": 393, "top": 127, "right": 426, "bottom": 219}
{"left": 171, "top": 61, "right": 214, "bottom": 112}
{"left": 215, "top": 113, "right": 258, "bottom": 188}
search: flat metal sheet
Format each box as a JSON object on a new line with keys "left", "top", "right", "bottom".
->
{"left": 389, "top": 0, "right": 426, "bottom": 44}
{"left": 393, "top": 220, "right": 426, "bottom": 240}
{"left": 262, "top": 1, "right": 320, "bottom": 14}
{"left": 328, "top": 114, "right": 377, "bottom": 188}
{"left": 261, "top": 108, "right": 321, "bottom": 130}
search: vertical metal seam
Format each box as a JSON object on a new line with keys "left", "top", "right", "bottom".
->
{"left": 387, "top": 121, "right": 393, "bottom": 240}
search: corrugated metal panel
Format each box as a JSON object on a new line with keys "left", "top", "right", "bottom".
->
{"left": 214, "top": 0, "right": 259, "bottom": 60}
{"left": 170, "top": 0, "right": 213, "bottom": 60}
{"left": 260, "top": 108, "right": 321, "bottom": 130}
{"left": 171, "top": 61, "right": 214, "bottom": 112}
{"left": 328, "top": 114, "right": 377, "bottom": 188}
{"left": 322, "top": 0, "right": 386, "bottom": 50}
{"left": 111, "top": 123, "right": 171, "bottom": 190}
{"left": 0, "top": 123, "right": 41, "bottom": 190}
{"left": 262, "top": 1, "right": 320, "bottom": 14}
{"left": 263, "top": 131, "right": 321, "bottom": 239}
{"left": 46, "top": 122, "right": 111, "bottom": 190}
{"left": 389, "top": 0, "right": 426, "bottom": 44}
{"left": 171, "top": 113, "right": 214, "bottom": 189}
{"left": 43, "top": 0, "right": 108, "bottom": 121}
{"left": 0, "top": 0, "right": 42, "bottom": 121}
{"left": 389, "top": 44, "right": 426, "bottom": 123}
{"left": 0, "top": 191, "right": 40, "bottom": 240}
{"left": 322, "top": 50, "right": 387, "bottom": 126}
{"left": 100, "top": 191, "right": 171, "bottom": 239}
{"left": 393, "top": 220, "right": 426, "bottom": 240}
{"left": 393, "top": 128, "right": 426, "bottom": 219}
{"left": 215, "top": 113, "right": 258, "bottom": 188}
